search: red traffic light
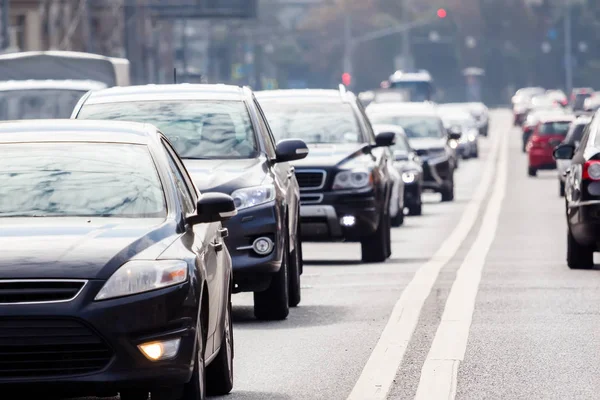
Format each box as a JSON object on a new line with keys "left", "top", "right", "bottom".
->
{"left": 437, "top": 8, "right": 447, "bottom": 18}
{"left": 342, "top": 72, "right": 352, "bottom": 86}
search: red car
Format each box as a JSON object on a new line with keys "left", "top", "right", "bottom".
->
{"left": 527, "top": 114, "right": 575, "bottom": 177}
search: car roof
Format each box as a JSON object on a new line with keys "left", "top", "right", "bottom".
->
{"left": 537, "top": 114, "right": 575, "bottom": 124}
{"left": 574, "top": 115, "right": 592, "bottom": 125}
{"left": 371, "top": 123, "right": 406, "bottom": 135}
{"left": 83, "top": 83, "right": 246, "bottom": 104}
{"left": 0, "top": 119, "right": 158, "bottom": 144}
{"left": 366, "top": 101, "right": 438, "bottom": 116}
{"left": 389, "top": 70, "right": 432, "bottom": 83}
{"left": 0, "top": 79, "right": 107, "bottom": 91}
{"left": 255, "top": 89, "right": 355, "bottom": 103}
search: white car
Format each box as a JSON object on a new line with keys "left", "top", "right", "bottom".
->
{"left": 557, "top": 115, "right": 592, "bottom": 196}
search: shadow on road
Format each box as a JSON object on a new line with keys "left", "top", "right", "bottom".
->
{"left": 232, "top": 304, "right": 350, "bottom": 329}
{"left": 303, "top": 259, "right": 362, "bottom": 266}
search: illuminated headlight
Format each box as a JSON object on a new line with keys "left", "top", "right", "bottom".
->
{"left": 231, "top": 185, "right": 275, "bottom": 210}
{"left": 449, "top": 140, "right": 458, "bottom": 149}
{"left": 588, "top": 163, "right": 600, "bottom": 180}
{"left": 402, "top": 171, "right": 416, "bottom": 184}
{"left": 95, "top": 260, "right": 188, "bottom": 300}
{"left": 468, "top": 133, "right": 477, "bottom": 141}
{"left": 333, "top": 169, "right": 373, "bottom": 190}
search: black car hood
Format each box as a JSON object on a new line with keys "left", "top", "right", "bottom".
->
{"left": 408, "top": 137, "right": 448, "bottom": 151}
{"left": 0, "top": 218, "right": 176, "bottom": 279}
{"left": 292, "top": 143, "right": 370, "bottom": 168}
{"left": 184, "top": 158, "right": 267, "bottom": 193}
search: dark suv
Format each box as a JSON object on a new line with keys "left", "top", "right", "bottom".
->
{"left": 255, "top": 86, "right": 396, "bottom": 263}
{"left": 72, "top": 84, "right": 308, "bottom": 321}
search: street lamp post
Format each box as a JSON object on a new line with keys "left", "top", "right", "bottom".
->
{"left": 564, "top": 0, "right": 573, "bottom": 94}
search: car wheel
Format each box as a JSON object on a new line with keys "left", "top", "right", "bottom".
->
{"left": 361, "top": 211, "right": 389, "bottom": 263}
{"left": 119, "top": 391, "right": 149, "bottom": 400}
{"left": 408, "top": 202, "right": 422, "bottom": 216}
{"left": 522, "top": 143, "right": 527, "bottom": 153}
{"left": 567, "top": 228, "right": 594, "bottom": 269}
{"left": 254, "top": 236, "right": 290, "bottom": 321}
{"left": 288, "top": 215, "right": 302, "bottom": 308}
{"left": 559, "top": 181, "right": 565, "bottom": 197}
{"left": 181, "top": 313, "right": 207, "bottom": 400}
{"left": 473, "top": 145, "right": 479, "bottom": 158}
{"left": 528, "top": 166, "right": 537, "bottom": 177}
{"left": 440, "top": 177, "right": 454, "bottom": 202}
{"left": 391, "top": 207, "right": 404, "bottom": 227}
{"left": 206, "top": 290, "right": 234, "bottom": 396}
{"left": 385, "top": 215, "right": 392, "bottom": 258}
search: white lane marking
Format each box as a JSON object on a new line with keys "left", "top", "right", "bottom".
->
{"left": 347, "top": 124, "right": 503, "bottom": 400}
{"left": 414, "top": 122, "right": 509, "bottom": 400}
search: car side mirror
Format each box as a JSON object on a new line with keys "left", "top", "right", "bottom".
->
{"left": 447, "top": 127, "right": 462, "bottom": 141}
{"left": 374, "top": 131, "right": 396, "bottom": 147}
{"left": 188, "top": 193, "right": 237, "bottom": 225}
{"left": 275, "top": 139, "right": 309, "bottom": 163}
{"left": 553, "top": 144, "right": 575, "bottom": 160}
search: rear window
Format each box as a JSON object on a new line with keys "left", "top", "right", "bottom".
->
{"left": 539, "top": 122, "right": 571, "bottom": 136}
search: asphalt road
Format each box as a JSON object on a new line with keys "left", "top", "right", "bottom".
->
{"left": 70, "top": 109, "right": 593, "bottom": 400}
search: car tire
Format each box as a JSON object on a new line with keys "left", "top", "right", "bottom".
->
{"left": 288, "top": 215, "right": 302, "bottom": 308}
{"left": 440, "top": 178, "right": 454, "bottom": 202}
{"left": 181, "top": 313, "right": 207, "bottom": 400}
{"left": 385, "top": 215, "right": 392, "bottom": 258}
{"left": 528, "top": 166, "right": 537, "bottom": 177}
{"left": 361, "top": 211, "right": 389, "bottom": 263}
{"left": 254, "top": 236, "right": 290, "bottom": 321}
{"left": 119, "top": 391, "right": 149, "bottom": 400}
{"left": 206, "top": 291, "right": 234, "bottom": 396}
{"left": 391, "top": 207, "right": 404, "bottom": 227}
{"left": 473, "top": 145, "right": 479, "bottom": 158}
{"left": 567, "top": 228, "right": 594, "bottom": 270}
{"left": 559, "top": 181, "right": 565, "bottom": 197}
{"left": 522, "top": 143, "right": 527, "bottom": 153}
{"left": 408, "top": 202, "right": 422, "bottom": 216}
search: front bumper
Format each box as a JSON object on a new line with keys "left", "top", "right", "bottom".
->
{"left": 0, "top": 282, "right": 198, "bottom": 395}
{"left": 299, "top": 188, "right": 380, "bottom": 242}
{"left": 223, "top": 201, "right": 282, "bottom": 293}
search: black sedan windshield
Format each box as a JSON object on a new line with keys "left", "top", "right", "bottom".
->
{"left": 77, "top": 101, "right": 258, "bottom": 159}
{"left": 0, "top": 143, "right": 166, "bottom": 217}
{"left": 259, "top": 102, "right": 363, "bottom": 143}
{"left": 368, "top": 115, "right": 445, "bottom": 139}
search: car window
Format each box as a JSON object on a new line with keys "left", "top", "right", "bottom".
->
{"left": 0, "top": 89, "right": 90, "bottom": 120}
{"left": 0, "top": 143, "right": 166, "bottom": 218}
{"left": 367, "top": 114, "right": 445, "bottom": 139}
{"left": 258, "top": 101, "right": 364, "bottom": 144}
{"left": 77, "top": 100, "right": 258, "bottom": 160}
{"left": 162, "top": 140, "right": 196, "bottom": 215}
{"left": 565, "top": 123, "right": 587, "bottom": 146}
{"left": 252, "top": 98, "right": 277, "bottom": 158}
{"left": 538, "top": 121, "right": 571, "bottom": 136}
{"left": 356, "top": 100, "right": 377, "bottom": 143}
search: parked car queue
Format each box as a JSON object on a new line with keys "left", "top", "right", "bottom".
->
{"left": 0, "top": 82, "right": 488, "bottom": 400}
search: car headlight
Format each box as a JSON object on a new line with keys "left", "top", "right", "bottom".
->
{"left": 468, "top": 133, "right": 477, "bottom": 141}
{"left": 95, "top": 260, "right": 188, "bottom": 301}
{"left": 333, "top": 168, "right": 373, "bottom": 190}
{"left": 231, "top": 185, "right": 275, "bottom": 210}
{"left": 449, "top": 140, "right": 458, "bottom": 149}
{"left": 402, "top": 171, "right": 416, "bottom": 184}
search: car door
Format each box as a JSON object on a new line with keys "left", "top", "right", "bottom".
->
{"left": 566, "top": 123, "right": 592, "bottom": 210}
{"left": 162, "top": 139, "right": 225, "bottom": 346}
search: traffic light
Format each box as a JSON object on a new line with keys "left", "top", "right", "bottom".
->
{"left": 342, "top": 72, "right": 352, "bottom": 86}
{"left": 437, "top": 8, "right": 447, "bottom": 19}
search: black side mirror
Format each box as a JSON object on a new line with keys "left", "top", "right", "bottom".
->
{"left": 275, "top": 139, "right": 309, "bottom": 163}
{"left": 553, "top": 143, "right": 575, "bottom": 160}
{"left": 189, "top": 193, "right": 237, "bottom": 225}
{"left": 447, "top": 127, "right": 462, "bottom": 141}
{"left": 374, "top": 131, "right": 396, "bottom": 147}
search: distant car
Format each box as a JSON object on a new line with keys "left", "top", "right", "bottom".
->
{"left": 73, "top": 84, "right": 309, "bottom": 321}
{"left": 512, "top": 87, "right": 545, "bottom": 126}
{"left": 464, "top": 102, "right": 490, "bottom": 136}
{"left": 522, "top": 107, "right": 567, "bottom": 152}
{"left": 582, "top": 93, "right": 600, "bottom": 114}
{"left": 373, "top": 124, "right": 424, "bottom": 215}
{"left": 438, "top": 105, "right": 480, "bottom": 159}
{"left": 553, "top": 114, "right": 600, "bottom": 269}
{"left": 0, "top": 120, "right": 236, "bottom": 400}
{"left": 526, "top": 114, "right": 574, "bottom": 177}
{"left": 557, "top": 115, "right": 591, "bottom": 196}
{"left": 545, "top": 89, "right": 568, "bottom": 107}
{"left": 255, "top": 86, "right": 396, "bottom": 263}
{"left": 570, "top": 88, "right": 594, "bottom": 111}
{"left": 367, "top": 102, "right": 460, "bottom": 202}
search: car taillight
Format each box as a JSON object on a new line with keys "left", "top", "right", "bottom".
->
{"left": 583, "top": 160, "right": 600, "bottom": 180}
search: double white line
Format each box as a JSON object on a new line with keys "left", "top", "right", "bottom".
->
{"left": 348, "top": 115, "right": 510, "bottom": 400}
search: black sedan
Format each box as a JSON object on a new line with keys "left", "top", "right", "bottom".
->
{"left": 373, "top": 124, "right": 424, "bottom": 216}
{"left": 0, "top": 120, "right": 236, "bottom": 400}
{"left": 255, "top": 87, "right": 396, "bottom": 263}
{"left": 72, "top": 84, "right": 308, "bottom": 321}
{"left": 554, "top": 111, "right": 600, "bottom": 269}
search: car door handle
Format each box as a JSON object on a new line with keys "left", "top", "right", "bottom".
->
{"left": 211, "top": 240, "right": 223, "bottom": 252}
{"left": 218, "top": 228, "right": 229, "bottom": 238}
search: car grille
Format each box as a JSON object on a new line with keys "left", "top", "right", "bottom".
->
{"left": 0, "top": 280, "right": 86, "bottom": 304}
{"left": 295, "top": 170, "right": 326, "bottom": 190}
{"left": 0, "top": 318, "right": 112, "bottom": 378}
{"left": 415, "top": 149, "right": 429, "bottom": 156}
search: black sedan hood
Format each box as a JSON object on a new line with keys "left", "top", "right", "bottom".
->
{"left": 292, "top": 143, "right": 369, "bottom": 168}
{"left": 408, "top": 137, "right": 448, "bottom": 151}
{"left": 184, "top": 158, "right": 267, "bottom": 193}
{"left": 0, "top": 218, "right": 176, "bottom": 279}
